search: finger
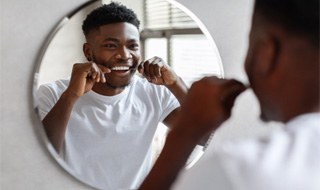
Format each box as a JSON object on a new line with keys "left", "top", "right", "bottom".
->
{"left": 221, "top": 81, "right": 247, "bottom": 110}
{"left": 71, "top": 63, "right": 91, "bottom": 78}
{"left": 77, "top": 63, "right": 93, "bottom": 78}
{"left": 93, "top": 70, "right": 100, "bottom": 82}
{"left": 138, "top": 61, "right": 144, "bottom": 74}
{"left": 143, "top": 60, "right": 152, "bottom": 80}
{"left": 221, "top": 79, "right": 247, "bottom": 98}
{"left": 93, "top": 62, "right": 104, "bottom": 83}
{"left": 95, "top": 65, "right": 108, "bottom": 83}
{"left": 153, "top": 57, "right": 162, "bottom": 78}
{"left": 148, "top": 63, "right": 158, "bottom": 80}
{"left": 147, "top": 57, "right": 162, "bottom": 81}
{"left": 201, "top": 76, "right": 223, "bottom": 84}
{"left": 97, "top": 64, "right": 111, "bottom": 74}
{"left": 100, "top": 71, "right": 106, "bottom": 83}
{"left": 91, "top": 63, "right": 99, "bottom": 80}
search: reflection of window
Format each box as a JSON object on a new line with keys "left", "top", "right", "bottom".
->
{"left": 143, "top": 0, "right": 222, "bottom": 166}
{"left": 141, "top": 0, "right": 222, "bottom": 87}
{"left": 145, "top": 35, "right": 222, "bottom": 86}
{"left": 144, "top": 0, "right": 197, "bottom": 29}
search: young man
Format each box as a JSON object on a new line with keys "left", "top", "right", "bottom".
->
{"left": 139, "top": 0, "right": 319, "bottom": 189}
{"left": 37, "top": 2, "right": 187, "bottom": 189}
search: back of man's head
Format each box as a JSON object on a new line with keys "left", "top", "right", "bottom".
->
{"left": 82, "top": 2, "right": 140, "bottom": 37}
{"left": 255, "top": 0, "right": 319, "bottom": 47}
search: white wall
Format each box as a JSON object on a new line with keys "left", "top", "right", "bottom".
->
{"left": 1, "top": 0, "right": 282, "bottom": 189}
{"left": 174, "top": 0, "right": 282, "bottom": 151}
{"left": 2, "top": 1, "right": 96, "bottom": 189}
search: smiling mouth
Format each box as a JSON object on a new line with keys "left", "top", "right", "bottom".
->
{"left": 110, "top": 66, "right": 131, "bottom": 71}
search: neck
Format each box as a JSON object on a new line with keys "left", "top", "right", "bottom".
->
{"left": 92, "top": 82, "right": 126, "bottom": 96}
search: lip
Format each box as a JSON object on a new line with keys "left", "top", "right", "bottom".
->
{"left": 109, "top": 64, "right": 134, "bottom": 70}
{"left": 110, "top": 65, "right": 131, "bottom": 71}
{"left": 108, "top": 65, "right": 136, "bottom": 77}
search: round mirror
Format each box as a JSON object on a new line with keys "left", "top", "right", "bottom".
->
{"left": 33, "top": 0, "right": 223, "bottom": 189}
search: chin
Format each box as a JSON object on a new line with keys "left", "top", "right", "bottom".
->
{"left": 106, "top": 79, "right": 132, "bottom": 89}
{"left": 260, "top": 112, "right": 271, "bottom": 122}
{"left": 107, "top": 73, "right": 135, "bottom": 89}
{"left": 260, "top": 109, "right": 281, "bottom": 123}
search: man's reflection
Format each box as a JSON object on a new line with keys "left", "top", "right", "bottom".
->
{"left": 37, "top": 2, "right": 187, "bottom": 189}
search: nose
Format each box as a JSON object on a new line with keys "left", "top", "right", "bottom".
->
{"left": 116, "top": 47, "right": 132, "bottom": 60}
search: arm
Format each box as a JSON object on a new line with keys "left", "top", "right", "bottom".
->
{"left": 138, "top": 56, "right": 188, "bottom": 105}
{"left": 139, "top": 77, "right": 246, "bottom": 190}
{"left": 42, "top": 91, "right": 78, "bottom": 153}
{"left": 138, "top": 56, "right": 188, "bottom": 128}
{"left": 42, "top": 62, "right": 110, "bottom": 152}
{"left": 161, "top": 77, "right": 188, "bottom": 128}
{"left": 138, "top": 56, "right": 213, "bottom": 145}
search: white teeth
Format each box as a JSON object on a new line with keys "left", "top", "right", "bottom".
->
{"left": 111, "top": 66, "right": 130, "bottom": 71}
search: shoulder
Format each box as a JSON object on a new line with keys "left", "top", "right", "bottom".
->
{"left": 216, "top": 127, "right": 294, "bottom": 168}
{"left": 217, "top": 113, "right": 320, "bottom": 162}
{"left": 213, "top": 118, "right": 320, "bottom": 188}
{"left": 176, "top": 114, "right": 320, "bottom": 190}
{"left": 38, "top": 78, "right": 69, "bottom": 91}
{"left": 133, "top": 75, "right": 171, "bottom": 95}
{"left": 37, "top": 78, "right": 69, "bottom": 98}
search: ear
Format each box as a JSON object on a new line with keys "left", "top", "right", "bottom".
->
{"left": 256, "top": 34, "right": 281, "bottom": 77}
{"left": 83, "top": 43, "right": 93, "bottom": 61}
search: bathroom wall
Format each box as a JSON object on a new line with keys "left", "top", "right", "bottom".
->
{"left": 1, "top": 0, "right": 281, "bottom": 189}
{"left": 2, "top": 1, "right": 94, "bottom": 189}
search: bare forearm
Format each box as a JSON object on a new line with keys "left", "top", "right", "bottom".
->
{"left": 165, "top": 77, "right": 212, "bottom": 146}
{"left": 166, "top": 77, "right": 188, "bottom": 105}
{"left": 42, "top": 91, "right": 78, "bottom": 152}
{"left": 139, "top": 124, "right": 201, "bottom": 190}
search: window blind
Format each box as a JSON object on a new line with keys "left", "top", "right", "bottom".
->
{"left": 142, "top": 0, "right": 223, "bottom": 86}
{"left": 144, "top": 0, "right": 198, "bottom": 29}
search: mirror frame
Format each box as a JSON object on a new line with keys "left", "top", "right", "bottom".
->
{"left": 31, "top": 0, "right": 224, "bottom": 189}
{"left": 32, "top": 1, "right": 104, "bottom": 189}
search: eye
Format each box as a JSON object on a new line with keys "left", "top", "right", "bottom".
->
{"left": 102, "top": 43, "right": 117, "bottom": 49}
{"left": 128, "top": 43, "right": 139, "bottom": 50}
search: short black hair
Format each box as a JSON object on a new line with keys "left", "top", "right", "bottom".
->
{"left": 255, "top": 0, "right": 319, "bottom": 47}
{"left": 82, "top": 2, "right": 140, "bottom": 36}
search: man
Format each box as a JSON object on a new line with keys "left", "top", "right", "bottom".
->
{"left": 37, "top": 2, "right": 187, "bottom": 189}
{"left": 139, "top": 0, "right": 319, "bottom": 189}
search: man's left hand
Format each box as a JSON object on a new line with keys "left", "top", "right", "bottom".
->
{"left": 138, "top": 56, "right": 178, "bottom": 86}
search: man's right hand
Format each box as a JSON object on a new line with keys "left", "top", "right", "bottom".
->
{"left": 173, "top": 77, "right": 247, "bottom": 140}
{"left": 139, "top": 77, "right": 246, "bottom": 190}
{"left": 65, "top": 62, "right": 111, "bottom": 98}
{"left": 42, "top": 62, "right": 110, "bottom": 152}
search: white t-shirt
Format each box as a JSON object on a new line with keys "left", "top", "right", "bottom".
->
{"left": 173, "top": 113, "right": 320, "bottom": 190}
{"left": 37, "top": 75, "right": 180, "bottom": 190}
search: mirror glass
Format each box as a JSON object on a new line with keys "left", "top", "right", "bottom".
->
{"left": 33, "top": 0, "right": 223, "bottom": 189}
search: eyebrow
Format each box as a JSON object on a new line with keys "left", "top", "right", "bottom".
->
{"left": 102, "top": 37, "right": 139, "bottom": 43}
{"left": 102, "top": 37, "right": 120, "bottom": 43}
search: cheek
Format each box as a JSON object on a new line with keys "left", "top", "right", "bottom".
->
{"left": 244, "top": 48, "right": 255, "bottom": 84}
{"left": 93, "top": 51, "right": 115, "bottom": 63}
{"left": 132, "top": 51, "right": 141, "bottom": 62}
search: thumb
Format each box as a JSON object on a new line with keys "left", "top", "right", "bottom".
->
{"left": 98, "top": 64, "right": 111, "bottom": 73}
{"left": 222, "top": 82, "right": 247, "bottom": 112}
{"left": 138, "top": 62, "right": 144, "bottom": 74}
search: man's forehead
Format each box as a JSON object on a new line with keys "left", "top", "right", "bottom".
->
{"left": 88, "top": 22, "right": 139, "bottom": 37}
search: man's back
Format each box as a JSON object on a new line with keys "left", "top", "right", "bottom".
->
{"left": 173, "top": 113, "right": 320, "bottom": 190}
{"left": 139, "top": 0, "right": 319, "bottom": 189}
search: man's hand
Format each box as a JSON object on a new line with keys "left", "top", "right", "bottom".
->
{"left": 41, "top": 62, "right": 110, "bottom": 152}
{"left": 138, "top": 56, "right": 178, "bottom": 86}
{"left": 139, "top": 77, "right": 246, "bottom": 190}
{"left": 174, "top": 77, "right": 247, "bottom": 139}
{"left": 65, "top": 62, "right": 111, "bottom": 98}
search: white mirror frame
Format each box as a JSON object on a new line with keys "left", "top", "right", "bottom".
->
{"left": 32, "top": 0, "right": 223, "bottom": 189}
